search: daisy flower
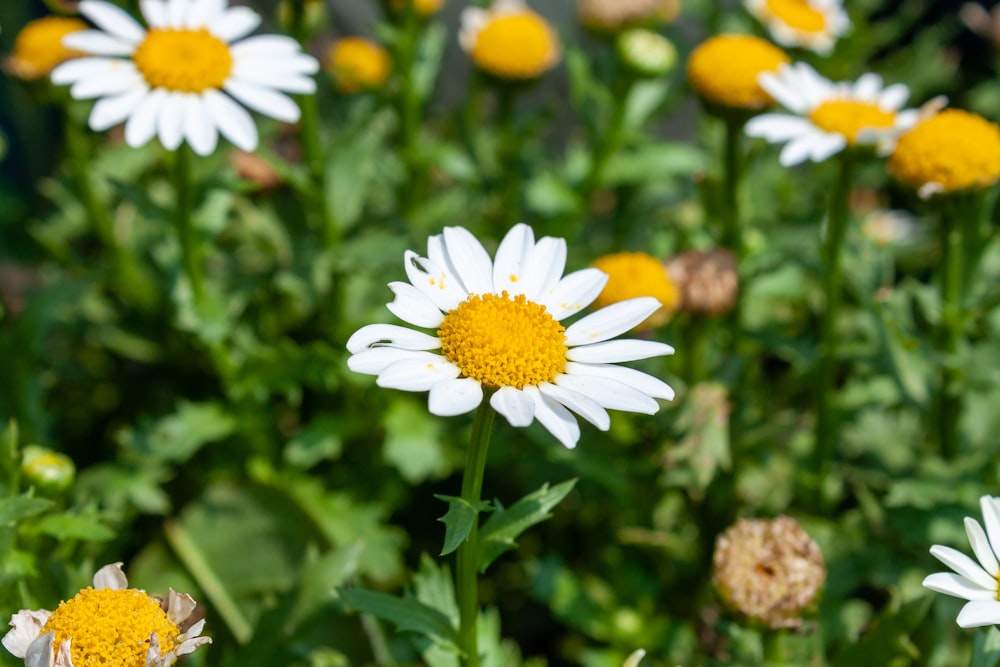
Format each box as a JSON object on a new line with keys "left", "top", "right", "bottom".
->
{"left": 346, "top": 224, "right": 676, "bottom": 448}
{"left": 2, "top": 562, "right": 210, "bottom": 667}
{"left": 686, "top": 34, "right": 789, "bottom": 112}
{"left": 745, "top": 62, "right": 919, "bottom": 167}
{"left": 4, "top": 16, "right": 87, "bottom": 80}
{"left": 459, "top": 0, "right": 561, "bottom": 80}
{"left": 591, "top": 252, "right": 680, "bottom": 329}
{"left": 923, "top": 495, "right": 1000, "bottom": 628}
{"left": 744, "top": 0, "right": 849, "bottom": 55}
{"left": 50, "top": 0, "right": 319, "bottom": 156}
{"left": 325, "top": 37, "right": 391, "bottom": 94}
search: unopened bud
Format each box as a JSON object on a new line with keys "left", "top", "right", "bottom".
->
{"left": 617, "top": 29, "right": 677, "bottom": 77}
{"left": 21, "top": 445, "right": 75, "bottom": 494}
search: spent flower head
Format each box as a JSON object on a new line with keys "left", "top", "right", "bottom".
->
{"left": 744, "top": 0, "right": 849, "bottom": 54}
{"left": 591, "top": 252, "right": 680, "bottom": 328}
{"left": 460, "top": 0, "right": 561, "bottom": 80}
{"left": 2, "top": 562, "right": 210, "bottom": 667}
{"left": 687, "top": 34, "right": 789, "bottom": 112}
{"left": 50, "top": 0, "right": 319, "bottom": 156}
{"left": 861, "top": 209, "right": 921, "bottom": 248}
{"left": 664, "top": 249, "right": 739, "bottom": 316}
{"left": 5, "top": 16, "right": 87, "bottom": 80}
{"left": 346, "top": 224, "right": 676, "bottom": 449}
{"left": 326, "top": 37, "right": 391, "bottom": 94}
{"left": 577, "top": 0, "right": 679, "bottom": 33}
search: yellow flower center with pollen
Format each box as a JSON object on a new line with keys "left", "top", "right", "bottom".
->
{"left": 764, "top": 0, "right": 827, "bottom": 33}
{"left": 437, "top": 292, "right": 567, "bottom": 389}
{"left": 40, "top": 587, "right": 179, "bottom": 667}
{"left": 592, "top": 252, "right": 679, "bottom": 328}
{"left": 132, "top": 28, "right": 233, "bottom": 93}
{"left": 8, "top": 16, "right": 87, "bottom": 79}
{"left": 326, "top": 37, "right": 391, "bottom": 94}
{"left": 471, "top": 12, "right": 557, "bottom": 79}
{"left": 808, "top": 100, "right": 896, "bottom": 143}
{"left": 888, "top": 109, "right": 1000, "bottom": 194}
{"left": 686, "top": 34, "right": 789, "bottom": 109}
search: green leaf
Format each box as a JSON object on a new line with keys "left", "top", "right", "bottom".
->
{"left": 829, "top": 594, "right": 930, "bottom": 667}
{"left": 284, "top": 415, "right": 345, "bottom": 469}
{"left": 413, "top": 554, "right": 458, "bottom": 628}
{"left": 0, "top": 495, "right": 53, "bottom": 525}
{"left": 477, "top": 479, "right": 577, "bottom": 572}
{"left": 971, "top": 626, "right": 1000, "bottom": 667}
{"left": 338, "top": 587, "right": 458, "bottom": 652}
{"left": 383, "top": 398, "right": 452, "bottom": 483}
{"left": 662, "top": 382, "right": 731, "bottom": 494}
{"left": 435, "top": 495, "right": 491, "bottom": 557}
{"left": 24, "top": 511, "right": 115, "bottom": 541}
{"left": 118, "top": 401, "right": 236, "bottom": 464}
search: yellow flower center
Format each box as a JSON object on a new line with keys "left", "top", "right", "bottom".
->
{"left": 40, "top": 587, "right": 179, "bottom": 667}
{"left": 471, "top": 12, "right": 558, "bottom": 79}
{"left": 686, "top": 34, "right": 789, "bottom": 109}
{"left": 8, "top": 16, "right": 87, "bottom": 79}
{"left": 326, "top": 37, "right": 391, "bottom": 93}
{"left": 437, "top": 291, "right": 567, "bottom": 389}
{"left": 132, "top": 28, "right": 233, "bottom": 93}
{"left": 888, "top": 109, "right": 1000, "bottom": 194}
{"left": 808, "top": 99, "right": 896, "bottom": 143}
{"left": 592, "top": 252, "right": 679, "bottom": 328}
{"left": 763, "top": 0, "right": 827, "bottom": 33}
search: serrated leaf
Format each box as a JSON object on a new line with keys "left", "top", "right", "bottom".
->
{"left": 413, "top": 554, "right": 458, "bottom": 628}
{"left": 477, "top": 479, "right": 577, "bottom": 572}
{"left": 338, "top": 587, "right": 458, "bottom": 652}
{"left": 435, "top": 495, "right": 491, "bottom": 556}
{"left": 0, "top": 495, "right": 53, "bottom": 525}
{"left": 971, "top": 626, "right": 1000, "bottom": 667}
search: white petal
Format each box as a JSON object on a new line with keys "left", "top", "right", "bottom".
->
{"left": 852, "top": 72, "right": 882, "bottom": 101}
{"left": 980, "top": 496, "right": 1000, "bottom": 560}
{"left": 930, "top": 545, "right": 999, "bottom": 591}
{"left": 808, "top": 132, "right": 847, "bottom": 159}
{"left": 966, "top": 517, "right": 1000, "bottom": 576}
{"left": 182, "top": 94, "right": 218, "bottom": 156}
{"left": 209, "top": 7, "right": 261, "bottom": 42}
{"left": 79, "top": 0, "right": 146, "bottom": 43}
{"left": 758, "top": 69, "right": 808, "bottom": 113}
{"left": 492, "top": 223, "right": 535, "bottom": 296}
{"left": 566, "top": 339, "right": 674, "bottom": 364}
{"left": 523, "top": 386, "right": 580, "bottom": 448}
{"left": 387, "top": 281, "right": 445, "bottom": 328}
{"left": 778, "top": 133, "right": 821, "bottom": 166}
{"left": 564, "top": 297, "right": 661, "bottom": 347}
{"left": 958, "top": 600, "right": 1000, "bottom": 628}
{"left": 93, "top": 562, "right": 128, "bottom": 589}
{"left": 140, "top": 0, "right": 168, "bottom": 28}
{"left": 24, "top": 632, "right": 54, "bottom": 667}
{"left": 442, "top": 226, "right": 494, "bottom": 295}
{"left": 69, "top": 64, "right": 143, "bottom": 99}
{"left": 235, "top": 52, "right": 320, "bottom": 75}
{"left": 184, "top": 0, "right": 225, "bottom": 29}
{"left": 231, "top": 35, "right": 304, "bottom": 58}
{"left": 62, "top": 30, "right": 135, "bottom": 56}
{"left": 745, "top": 114, "right": 814, "bottom": 142}
{"left": 230, "top": 67, "right": 316, "bottom": 94}
{"left": 348, "top": 349, "right": 439, "bottom": 376}
{"left": 401, "top": 250, "right": 467, "bottom": 313}
{"left": 166, "top": 0, "right": 187, "bottom": 29}
{"left": 428, "top": 378, "right": 483, "bottom": 416}
{"left": 878, "top": 83, "right": 909, "bottom": 111}
{"left": 923, "top": 572, "right": 996, "bottom": 601}
{"left": 157, "top": 92, "right": 187, "bottom": 150}
{"left": 520, "top": 237, "right": 566, "bottom": 301}
{"left": 124, "top": 87, "right": 167, "bottom": 148}
{"left": 539, "top": 268, "right": 608, "bottom": 321}
{"left": 554, "top": 373, "right": 659, "bottom": 414}
{"left": 346, "top": 323, "right": 441, "bottom": 353}
{"left": 223, "top": 79, "right": 301, "bottom": 122}
{"left": 89, "top": 85, "right": 149, "bottom": 130}
{"left": 2, "top": 610, "right": 51, "bottom": 658}
{"left": 538, "top": 382, "right": 610, "bottom": 430}
{"left": 376, "top": 357, "right": 460, "bottom": 392}
{"left": 564, "top": 361, "right": 675, "bottom": 400}
{"left": 203, "top": 89, "right": 258, "bottom": 151}
{"left": 490, "top": 386, "right": 536, "bottom": 427}
{"left": 51, "top": 57, "right": 118, "bottom": 85}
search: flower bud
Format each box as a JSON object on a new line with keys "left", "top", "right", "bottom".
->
{"left": 616, "top": 29, "right": 677, "bottom": 77}
{"left": 21, "top": 445, "right": 75, "bottom": 494}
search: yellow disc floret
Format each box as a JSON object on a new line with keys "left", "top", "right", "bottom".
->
{"left": 6, "top": 16, "right": 87, "bottom": 79}
{"left": 437, "top": 291, "right": 567, "bottom": 389}
{"left": 592, "top": 252, "right": 679, "bottom": 328}
{"left": 326, "top": 37, "right": 391, "bottom": 93}
{"left": 808, "top": 99, "right": 896, "bottom": 143}
{"left": 133, "top": 29, "right": 233, "bottom": 93}
{"left": 763, "top": 0, "right": 827, "bottom": 33}
{"left": 686, "top": 35, "right": 789, "bottom": 109}
{"left": 471, "top": 12, "right": 558, "bottom": 79}
{"left": 41, "top": 587, "right": 179, "bottom": 667}
{"left": 888, "top": 109, "right": 1000, "bottom": 195}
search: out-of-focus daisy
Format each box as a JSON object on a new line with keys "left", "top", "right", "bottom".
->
{"left": 577, "top": 0, "right": 679, "bottom": 33}
{"left": 2, "top": 562, "right": 210, "bottom": 667}
{"left": 888, "top": 109, "right": 1000, "bottom": 199}
{"left": 591, "top": 252, "right": 680, "bottom": 328}
{"left": 325, "top": 37, "right": 391, "bottom": 94}
{"left": 924, "top": 495, "right": 1000, "bottom": 628}
{"left": 50, "top": 0, "right": 319, "bottom": 156}
{"left": 346, "top": 224, "right": 675, "bottom": 449}
{"left": 745, "top": 63, "right": 918, "bottom": 167}
{"left": 460, "top": 0, "right": 561, "bottom": 80}
{"left": 4, "top": 16, "right": 87, "bottom": 80}
{"left": 744, "top": 0, "right": 849, "bottom": 55}
{"left": 861, "top": 209, "right": 921, "bottom": 247}
{"left": 687, "top": 34, "right": 788, "bottom": 112}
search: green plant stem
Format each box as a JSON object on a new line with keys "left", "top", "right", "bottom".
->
{"left": 64, "top": 119, "right": 116, "bottom": 250}
{"left": 173, "top": 144, "right": 205, "bottom": 304}
{"left": 581, "top": 75, "right": 635, "bottom": 206}
{"left": 937, "top": 203, "right": 964, "bottom": 460}
{"left": 721, "top": 117, "right": 744, "bottom": 255}
{"left": 496, "top": 88, "right": 521, "bottom": 230}
{"left": 396, "top": 2, "right": 423, "bottom": 215}
{"left": 456, "top": 398, "right": 496, "bottom": 667}
{"left": 763, "top": 628, "right": 787, "bottom": 664}
{"left": 813, "top": 153, "right": 853, "bottom": 504}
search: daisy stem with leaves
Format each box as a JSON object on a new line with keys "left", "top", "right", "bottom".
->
{"left": 172, "top": 144, "right": 205, "bottom": 304}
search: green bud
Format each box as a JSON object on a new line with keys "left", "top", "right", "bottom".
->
{"left": 21, "top": 445, "right": 75, "bottom": 495}
{"left": 616, "top": 29, "right": 677, "bottom": 77}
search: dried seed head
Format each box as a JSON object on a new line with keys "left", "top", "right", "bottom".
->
{"left": 577, "top": 0, "right": 679, "bottom": 32}
{"left": 664, "top": 249, "right": 738, "bottom": 316}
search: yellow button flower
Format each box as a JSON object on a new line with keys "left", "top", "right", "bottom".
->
{"left": 326, "top": 37, "right": 391, "bottom": 94}
{"left": 4, "top": 16, "right": 87, "bottom": 80}
{"left": 591, "top": 252, "right": 680, "bottom": 328}
{"left": 744, "top": 0, "right": 850, "bottom": 55}
{"left": 888, "top": 109, "right": 1000, "bottom": 198}
{"left": 687, "top": 35, "right": 789, "bottom": 111}
{"left": 460, "top": 0, "right": 561, "bottom": 80}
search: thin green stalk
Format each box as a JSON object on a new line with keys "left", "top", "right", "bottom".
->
{"left": 763, "top": 628, "right": 787, "bottom": 664}
{"left": 64, "top": 119, "right": 116, "bottom": 249}
{"left": 396, "top": 1, "right": 423, "bottom": 215}
{"left": 496, "top": 88, "right": 521, "bottom": 230}
{"left": 173, "top": 144, "right": 204, "bottom": 304}
{"left": 937, "top": 203, "right": 964, "bottom": 460}
{"left": 456, "top": 398, "right": 496, "bottom": 667}
{"left": 721, "top": 117, "right": 744, "bottom": 255}
{"left": 813, "top": 153, "right": 853, "bottom": 504}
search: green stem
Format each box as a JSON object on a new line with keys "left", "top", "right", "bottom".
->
{"left": 456, "top": 397, "right": 496, "bottom": 667}
{"left": 173, "top": 144, "right": 205, "bottom": 304}
{"left": 721, "top": 117, "right": 744, "bottom": 255}
{"left": 581, "top": 75, "right": 635, "bottom": 205}
{"left": 813, "top": 153, "right": 853, "bottom": 504}
{"left": 64, "top": 119, "right": 116, "bottom": 249}
{"left": 496, "top": 88, "right": 521, "bottom": 230}
{"left": 937, "top": 202, "right": 964, "bottom": 460}
{"left": 763, "top": 628, "right": 787, "bottom": 664}
{"left": 397, "top": 2, "right": 423, "bottom": 216}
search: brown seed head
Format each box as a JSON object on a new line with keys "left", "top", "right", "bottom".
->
{"left": 577, "top": 0, "right": 679, "bottom": 32}
{"left": 664, "top": 249, "right": 738, "bottom": 316}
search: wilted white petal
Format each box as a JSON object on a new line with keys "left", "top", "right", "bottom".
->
{"left": 93, "top": 562, "right": 127, "bottom": 589}
{"left": 2, "top": 610, "right": 51, "bottom": 658}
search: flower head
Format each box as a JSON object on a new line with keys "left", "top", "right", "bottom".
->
{"left": 460, "top": 0, "right": 561, "bottom": 80}
{"left": 665, "top": 249, "right": 739, "bottom": 316}
{"left": 713, "top": 516, "right": 826, "bottom": 629}
{"left": 591, "top": 252, "right": 680, "bottom": 328}
{"left": 577, "top": 0, "right": 679, "bottom": 33}
{"left": 50, "top": 0, "right": 319, "bottom": 156}
{"left": 346, "top": 224, "right": 676, "bottom": 448}
{"left": 687, "top": 34, "right": 789, "bottom": 111}
{"left": 391, "top": 0, "right": 446, "bottom": 17}
{"left": 616, "top": 29, "right": 677, "bottom": 78}
{"left": 326, "top": 37, "right": 391, "bottom": 94}
{"left": 5, "top": 16, "right": 87, "bottom": 80}
{"left": 2, "top": 562, "right": 210, "bottom": 667}
{"left": 924, "top": 495, "right": 1000, "bottom": 627}
{"left": 745, "top": 62, "right": 918, "bottom": 166}
{"left": 888, "top": 109, "right": 1000, "bottom": 198}
{"left": 744, "top": 0, "right": 849, "bottom": 54}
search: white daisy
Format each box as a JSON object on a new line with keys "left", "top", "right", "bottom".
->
{"left": 923, "top": 495, "right": 1000, "bottom": 628}
{"left": 459, "top": 0, "right": 561, "bottom": 80}
{"left": 346, "top": 223, "right": 676, "bottom": 449}
{"left": 2, "top": 562, "right": 210, "bottom": 667}
{"left": 50, "top": 0, "right": 319, "bottom": 156}
{"left": 745, "top": 62, "right": 919, "bottom": 167}
{"left": 744, "top": 0, "right": 850, "bottom": 55}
